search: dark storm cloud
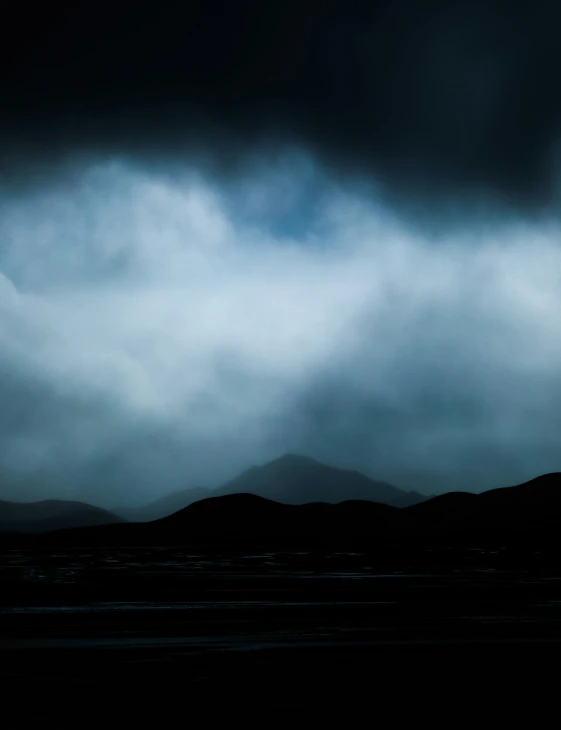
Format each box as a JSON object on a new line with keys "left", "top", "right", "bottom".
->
{"left": 3, "top": 1, "right": 561, "bottom": 206}
{"left": 2, "top": 3, "right": 561, "bottom": 505}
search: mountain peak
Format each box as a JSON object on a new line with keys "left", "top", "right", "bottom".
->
{"left": 269, "top": 453, "right": 322, "bottom": 468}
{"left": 217, "top": 454, "right": 409, "bottom": 505}
{"left": 115, "top": 455, "right": 428, "bottom": 522}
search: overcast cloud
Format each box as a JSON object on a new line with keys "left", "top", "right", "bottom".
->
{"left": 0, "top": 155, "right": 560, "bottom": 505}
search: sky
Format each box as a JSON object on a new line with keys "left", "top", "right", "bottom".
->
{"left": 1, "top": 1, "right": 561, "bottom": 506}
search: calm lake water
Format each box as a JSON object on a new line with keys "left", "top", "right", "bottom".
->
{"left": 1, "top": 544, "right": 561, "bottom": 717}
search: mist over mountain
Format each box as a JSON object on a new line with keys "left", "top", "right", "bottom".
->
{"left": 2, "top": 3, "right": 561, "bottom": 505}
{"left": 213, "top": 454, "right": 424, "bottom": 506}
{"left": 114, "top": 454, "right": 427, "bottom": 521}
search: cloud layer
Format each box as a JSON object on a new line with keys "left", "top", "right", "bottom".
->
{"left": 1, "top": 157, "right": 560, "bottom": 504}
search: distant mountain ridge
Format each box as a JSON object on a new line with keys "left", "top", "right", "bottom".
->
{"left": 0, "top": 499, "right": 124, "bottom": 533}
{"left": 17, "top": 471, "right": 561, "bottom": 547}
{"left": 9, "top": 462, "right": 561, "bottom": 546}
{"left": 114, "top": 454, "right": 427, "bottom": 521}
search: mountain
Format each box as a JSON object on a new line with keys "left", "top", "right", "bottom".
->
{"left": 403, "top": 472, "right": 561, "bottom": 537}
{"left": 155, "top": 471, "right": 561, "bottom": 544}
{"left": 213, "top": 454, "right": 405, "bottom": 504}
{"left": 31, "top": 492, "right": 400, "bottom": 546}
{"left": 0, "top": 499, "right": 125, "bottom": 533}
{"left": 159, "top": 492, "right": 398, "bottom": 539}
{"left": 114, "top": 487, "right": 209, "bottom": 522}
{"left": 7, "top": 471, "right": 561, "bottom": 547}
{"left": 112, "top": 454, "right": 424, "bottom": 521}
{"left": 10, "top": 469, "right": 561, "bottom": 548}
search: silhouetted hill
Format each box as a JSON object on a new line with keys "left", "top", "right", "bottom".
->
{"left": 25, "top": 493, "right": 398, "bottom": 546}
{"left": 112, "top": 454, "right": 425, "bottom": 521}
{"left": 406, "top": 491, "right": 478, "bottom": 515}
{"left": 0, "top": 499, "right": 124, "bottom": 533}
{"left": 114, "top": 487, "right": 209, "bottom": 522}
{"left": 403, "top": 472, "right": 561, "bottom": 537}
{"left": 160, "top": 492, "right": 398, "bottom": 539}
{"left": 388, "top": 490, "right": 429, "bottom": 508}
{"left": 481, "top": 473, "right": 561, "bottom": 507}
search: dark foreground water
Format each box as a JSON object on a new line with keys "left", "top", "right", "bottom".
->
{"left": 1, "top": 544, "right": 561, "bottom": 721}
